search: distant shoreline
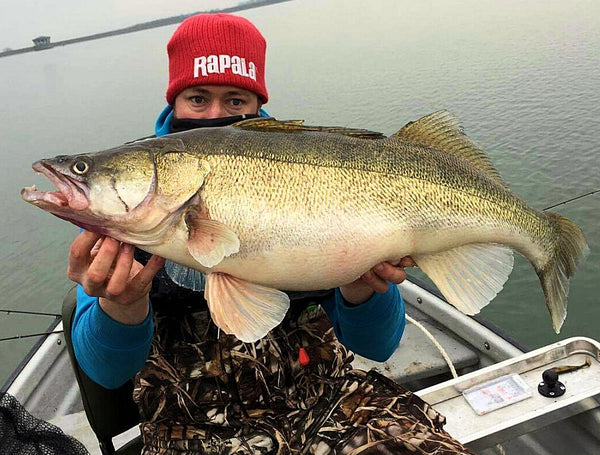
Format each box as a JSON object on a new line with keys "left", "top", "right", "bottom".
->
{"left": 0, "top": 0, "right": 291, "bottom": 59}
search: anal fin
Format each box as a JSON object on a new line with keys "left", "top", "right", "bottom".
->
{"left": 204, "top": 273, "right": 290, "bottom": 342}
{"left": 413, "top": 243, "right": 514, "bottom": 315}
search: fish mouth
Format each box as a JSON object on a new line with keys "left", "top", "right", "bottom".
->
{"left": 21, "top": 160, "right": 90, "bottom": 211}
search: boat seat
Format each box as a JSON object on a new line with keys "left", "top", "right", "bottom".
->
{"left": 352, "top": 307, "right": 480, "bottom": 385}
{"left": 62, "top": 286, "right": 143, "bottom": 455}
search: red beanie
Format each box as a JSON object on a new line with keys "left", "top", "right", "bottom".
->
{"left": 166, "top": 13, "right": 268, "bottom": 105}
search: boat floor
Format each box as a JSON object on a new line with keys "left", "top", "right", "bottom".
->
{"left": 50, "top": 410, "right": 139, "bottom": 455}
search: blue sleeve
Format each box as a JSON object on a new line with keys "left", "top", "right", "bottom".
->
{"left": 72, "top": 285, "right": 154, "bottom": 389}
{"left": 321, "top": 284, "right": 405, "bottom": 362}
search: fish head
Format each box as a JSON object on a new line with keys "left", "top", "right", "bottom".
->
{"left": 21, "top": 137, "right": 210, "bottom": 245}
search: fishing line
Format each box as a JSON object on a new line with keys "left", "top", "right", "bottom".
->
{"left": 0, "top": 330, "right": 63, "bottom": 342}
{"left": 0, "top": 309, "right": 60, "bottom": 317}
{"left": 543, "top": 189, "right": 600, "bottom": 211}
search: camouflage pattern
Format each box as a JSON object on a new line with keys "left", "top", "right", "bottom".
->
{"left": 133, "top": 304, "right": 474, "bottom": 454}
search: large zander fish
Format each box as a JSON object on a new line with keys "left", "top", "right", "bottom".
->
{"left": 22, "top": 111, "right": 588, "bottom": 342}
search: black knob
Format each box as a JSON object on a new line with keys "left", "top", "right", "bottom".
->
{"left": 542, "top": 369, "right": 558, "bottom": 387}
{"left": 538, "top": 369, "right": 566, "bottom": 398}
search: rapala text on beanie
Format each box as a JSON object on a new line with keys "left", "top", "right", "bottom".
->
{"left": 194, "top": 55, "right": 257, "bottom": 81}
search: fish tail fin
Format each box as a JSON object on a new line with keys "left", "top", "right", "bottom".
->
{"left": 539, "top": 212, "right": 589, "bottom": 333}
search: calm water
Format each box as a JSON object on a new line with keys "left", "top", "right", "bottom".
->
{"left": 1, "top": 0, "right": 599, "bottom": 386}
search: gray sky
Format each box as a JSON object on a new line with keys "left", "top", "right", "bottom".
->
{"left": 1, "top": 0, "right": 242, "bottom": 49}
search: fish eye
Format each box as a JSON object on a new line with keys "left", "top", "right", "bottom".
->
{"left": 72, "top": 160, "right": 89, "bottom": 175}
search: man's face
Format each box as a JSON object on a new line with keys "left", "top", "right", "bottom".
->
{"left": 173, "top": 85, "right": 262, "bottom": 119}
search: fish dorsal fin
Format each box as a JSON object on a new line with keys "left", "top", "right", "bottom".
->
{"left": 233, "top": 117, "right": 386, "bottom": 139}
{"left": 205, "top": 273, "right": 290, "bottom": 342}
{"left": 394, "top": 110, "right": 507, "bottom": 186}
{"left": 413, "top": 243, "right": 514, "bottom": 315}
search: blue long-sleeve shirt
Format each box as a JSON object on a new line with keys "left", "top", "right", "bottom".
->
{"left": 72, "top": 105, "right": 406, "bottom": 389}
{"left": 73, "top": 284, "right": 405, "bottom": 389}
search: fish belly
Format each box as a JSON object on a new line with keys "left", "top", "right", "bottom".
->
{"left": 145, "top": 215, "right": 538, "bottom": 293}
{"left": 211, "top": 217, "right": 550, "bottom": 292}
{"left": 145, "top": 215, "right": 416, "bottom": 290}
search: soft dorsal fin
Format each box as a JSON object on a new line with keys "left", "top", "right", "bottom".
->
{"left": 394, "top": 110, "right": 507, "bottom": 186}
{"left": 233, "top": 117, "right": 386, "bottom": 139}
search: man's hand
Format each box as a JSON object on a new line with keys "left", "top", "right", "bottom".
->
{"left": 339, "top": 257, "right": 416, "bottom": 306}
{"left": 67, "top": 230, "right": 165, "bottom": 324}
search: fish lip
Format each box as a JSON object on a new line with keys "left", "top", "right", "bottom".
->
{"left": 20, "top": 184, "right": 69, "bottom": 207}
{"left": 27, "top": 160, "right": 90, "bottom": 210}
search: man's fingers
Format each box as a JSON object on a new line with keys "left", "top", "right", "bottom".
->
{"left": 389, "top": 257, "right": 417, "bottom": 268}
{"left": 130, "top": 254, "right": 165, "bottom": 293}
{"left": 361, "top": 270, "right": 389, "bottom": 293}
{"left": 373, "top": 262, "right": 407, "bottom": 284}
{"left": 105, "top": 243, "right": 135, "bottom": 297}
{"left": 399, "top": 256, "right": 417, "bottom": 268}
{"left": 69, "top": 231, "right": 103, "bottom": 272}
{"left": 86, "top": 237, "right": 121, "bottom": 285}
{"left": 90, "top": 237, "right": 105, "bottom": 259}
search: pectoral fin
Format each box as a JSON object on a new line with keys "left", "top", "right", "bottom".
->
{"left": 185, "top": 210, "right": 240, "bottom": 268}
{"left": 205, "top": 273, "right": 290, "bottom": 342}
{"left": 413, "top": 243, "right": 514, "bottom": 315}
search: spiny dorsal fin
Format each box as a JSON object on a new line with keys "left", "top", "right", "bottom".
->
{"left": 394, "top": 110, "right": 507, "bottom": 186}
{"left": 233, "top": 117, "right": 386, "bottom": 139}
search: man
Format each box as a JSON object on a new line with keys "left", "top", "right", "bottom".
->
{"left": 69, "top": 13, "right": 469, "bottom": 454}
